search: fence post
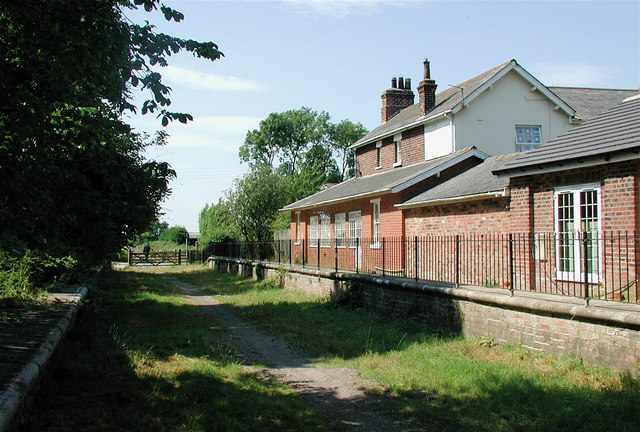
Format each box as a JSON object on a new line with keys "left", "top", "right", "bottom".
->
{"left": 414, "top": 236, "right": 419, "bottom": 280}
{"left": 582, "top": 231, "right": 590, "bottom": 305}
{"left": 128, "top": 249, "right": 132, "bottom": 266}
{"left": 177, "top": 249, "right": 181, "bottom": 265}
{"left": 356, "top": 238, "right": 359, "bottom": 274}
{"left": 455, "top": 234, "right": 460, "bottom": 286}
{"left": 302, "top": 239, "right": 306, "bottom": 268}
{"left": 277, "top": 240, "right": 280, "bottom": 264}
{"left": 317, "top": 238, "right": 320, "bottom": 270}
{"left": 335, "top": 239, "right": 338, "bottom": 271}
{"left": 382, "top": 237, "right": 386, "bottom": 277}
{"left": 289, "top": 239, "right": 292, "bottom": 266}
{"left": 508, "top": 233, "right": 514, "bottom": 295}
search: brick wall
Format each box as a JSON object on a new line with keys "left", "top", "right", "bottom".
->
{"left": 404, "top": 197, "right": 510, "bottom": 236}
{"left": 356, "top": 125, "right": 425, "bottom": 176}
{"left": 510, "top": 160, "right": 639, "bottom": 233}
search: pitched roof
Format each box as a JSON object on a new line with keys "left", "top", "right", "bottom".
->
{"left": 548, "top": 87, "right": 638, "bottom": 121}
{"left": 495, "top": 95, "right": 640, "bottom": 176}
{"left": 281, "top": 148, "right": 487, "bottom": 211}
{"left": 351, "top": 59, "right": 575, "bottom": 149}
{"left": 397, "top": 153, "right": 518, "bottom": 208}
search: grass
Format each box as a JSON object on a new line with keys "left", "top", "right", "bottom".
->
{"left": 19, "top": 267, "right": 337, "bottom": 432}
{"left": 169, "top": 267, "right": 640, "bottom": 432}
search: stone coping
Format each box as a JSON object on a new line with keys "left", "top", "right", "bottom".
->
{"left": 0, "top": 286, "right": 87, "bottom": 432}
{"left": 210, "top": 256, "right": 640, "bottom": 329}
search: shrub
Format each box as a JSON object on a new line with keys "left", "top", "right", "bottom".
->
{"left": 158, "top": 226, "right": 188, "bottom": 244}
{"left": 0, "top": 250, "right": 76, "bottom": 304}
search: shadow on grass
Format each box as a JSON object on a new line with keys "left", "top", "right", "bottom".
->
{"left": 375, "top": 372, "right": 639, "bottom": 432}
{"left": 17, "top": 271, "right": 336, "bottom": 432}
{"left": 167, "top": 268, "right": 640, "bottom": 432}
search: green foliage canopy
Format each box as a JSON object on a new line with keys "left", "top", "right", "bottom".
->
{"left": 158, "top": 226, "right": 188, "bottom": 244}
{"left": 0, "top": 0, "right": 223, "bottom": 264}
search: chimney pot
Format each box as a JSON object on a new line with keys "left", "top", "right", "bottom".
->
{"left": 423, "top": 58, "right": 431, "bottom": 79}
{"left": 405, "top": 78, "right": 411, "bottom": 90}
{"left": 391, "top": 77, "right": 397, "bottom": 89}
{"left": 398, "top": 77, "right": 404, "bottom": 89}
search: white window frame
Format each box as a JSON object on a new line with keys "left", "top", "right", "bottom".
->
{"left": 553, "top": 184, "right": 602, "bottom": 282}
{"left": 393, "top": 140, "right": 402, "bottom": 167}
{"left": 348, "top": 211, "right": 361, "bottom": 248}
{"left": 320, "top": 213, "right": 331, "bottom": 247}
{"left": 371, "top": 199, "right": 381, "bottom": 249}
{"left": 335, "top": 213, "right": 346, "bottom": 248}
{"left": 309, "top": 215, "right": 319, "bottom": 247}
{"left": 375, "top": 140, "right": 382, "bottom": 169}
{"left": 295, "top": 212, "right": 301, "bottom": 244}
{"left": 515, "top": 125, "right": 542, "bottom": 152}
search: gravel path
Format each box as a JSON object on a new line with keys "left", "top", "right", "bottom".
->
{"left": 164, "top": 276, "right": 406, "bottom": 432}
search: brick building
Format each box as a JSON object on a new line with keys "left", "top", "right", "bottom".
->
{"left": 282, "top": 59, "right": 638, "bottom": 291}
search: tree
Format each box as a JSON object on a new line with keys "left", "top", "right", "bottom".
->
{"left": 226, "top": 168, "right": 289, "bottom": 243}
{"left": 327, "top": 120, "right": 368, "bottom": 180}
{"left": 239, "top": 107, "right": 330, "bottom": 177}
{"left": 0, "top": 0, "right": 222, "bottom": 264}
{"left": 199, "top": 200, "right": 239, "bottom": 247}
{"left": 158, "top": 226, "right": 188, "bottom": 244}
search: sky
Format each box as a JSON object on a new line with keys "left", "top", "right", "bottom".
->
{"left": 124, "top": 0, "right": 640, "bottom": 231}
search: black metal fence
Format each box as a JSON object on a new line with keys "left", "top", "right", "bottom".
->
{"left": 204, "top": 231, "right": 639, "bottom": 304}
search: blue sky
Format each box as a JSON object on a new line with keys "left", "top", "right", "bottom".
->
{"left": 124, "top": 0, "right": 640, "bottom": 231}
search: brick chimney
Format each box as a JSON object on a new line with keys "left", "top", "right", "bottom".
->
{"left": 380, "top": 76, "right": 414, "bottom": 122}
{"left": 417, "top": 58, "right": 437, "bottom": 116}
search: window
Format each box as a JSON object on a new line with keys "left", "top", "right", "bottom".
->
{"left": 309, "top": 216, "right": 318, "bottom": 246}
{"left": 335, "top": 213, "right": 346, "bottom": 247}
{"left": 320, "top": 213, "right": 331, "bottom": 247}
{"left": 515, "top": 125, "right": 542, "bottom": 151}
{"left": 554, "top": 184, "right": 601, "bottom": 281}
{"left": 394, "top": 141, "right": 402, "bottom": 166}
{"left": 295, "top": 212, "right": 301, "bottom": 244}
{"left": 371, "top": 199, "right": 381, "bottom": 247}
{"left": 376, "top": 141, "right": 382, "bottom": 168}
{"left": 348, "top": 211, "right": 361, "bottom": 248}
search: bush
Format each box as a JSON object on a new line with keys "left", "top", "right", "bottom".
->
{"left": 0, "top": 250, "right": 76, "bottom": 304}
{"left": 158, "top": 226, "right": 188, "bottom": 244}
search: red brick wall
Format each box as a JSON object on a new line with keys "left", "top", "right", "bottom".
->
{"left": 510, "top": 160, "right": 639, "bottom": 233}
{"left": 404, "top": 198, "right": 510, "bottom": 236}
{"left": 355, "top": 126, "right": 425, "bottom": 176}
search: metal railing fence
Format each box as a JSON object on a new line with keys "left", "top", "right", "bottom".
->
{"left": 203, "top": 231, "right": 639, "bottom": 303}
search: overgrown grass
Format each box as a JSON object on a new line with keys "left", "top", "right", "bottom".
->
{"left": 172, "top": 267, "right": 640, "bottom": 432}
{"left": 19, "top": 268, "right": 336, "bottom": 432}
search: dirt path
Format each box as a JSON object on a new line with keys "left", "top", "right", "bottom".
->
{"left": 163, "top": 276, "right": 407, "bottom": 432}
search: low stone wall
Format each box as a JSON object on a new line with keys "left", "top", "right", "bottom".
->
{"left": 208, "top": 257, "right": 640, "bottom": 375}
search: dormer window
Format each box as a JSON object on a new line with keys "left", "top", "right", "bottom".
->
{"left": 515, "top": 125, "right": 542, "bottom": 151}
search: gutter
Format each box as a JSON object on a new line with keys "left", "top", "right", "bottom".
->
{"left": 349, "top": 110, "right": 452, "bottom": 150}
{"left": 396, "top": 189, "right": 508, "bottom": 210}
{"left": 494, "top": 151, "right": 640, "bottom": 178}
{"left": 280, "top": 188, "right": 393, "bottom": 212}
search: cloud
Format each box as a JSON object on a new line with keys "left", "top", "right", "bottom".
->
{"left": 532, "top": 62, "right": 612, "bottom": 87}
{"left": 163, "top": 115, "right": 262, "bottom": 150}
{"left": 161, "top": 66, "right": 266, "bottom": 92}
{"left": 281, "top": 0, "right": 415, "bottom": 18}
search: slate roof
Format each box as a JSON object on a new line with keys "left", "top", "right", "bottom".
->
{"left": 398, "top": 153, "right": 518, "bottom": 208}
{"left": 351, "top": 61, "right": 511, "bottom": 149}
{"left": 281, "top": 148, "right": 486, "bottom": 211}
{"left": 549, "top": 87, "right": 638, "bottom": 121}
{"left": 495, "top": 95, "right": 640, "bottom": 175}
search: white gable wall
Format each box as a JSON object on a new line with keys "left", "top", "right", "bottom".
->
{"left": 424, "top": 117, "right": 453, "bottom": 160}
{"left": 450, "top": 70, "right": 573, "bottom": 156}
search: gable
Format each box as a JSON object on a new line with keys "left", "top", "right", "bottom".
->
{"left": 351, "top": 59, "right": 576, "bottom": 151}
